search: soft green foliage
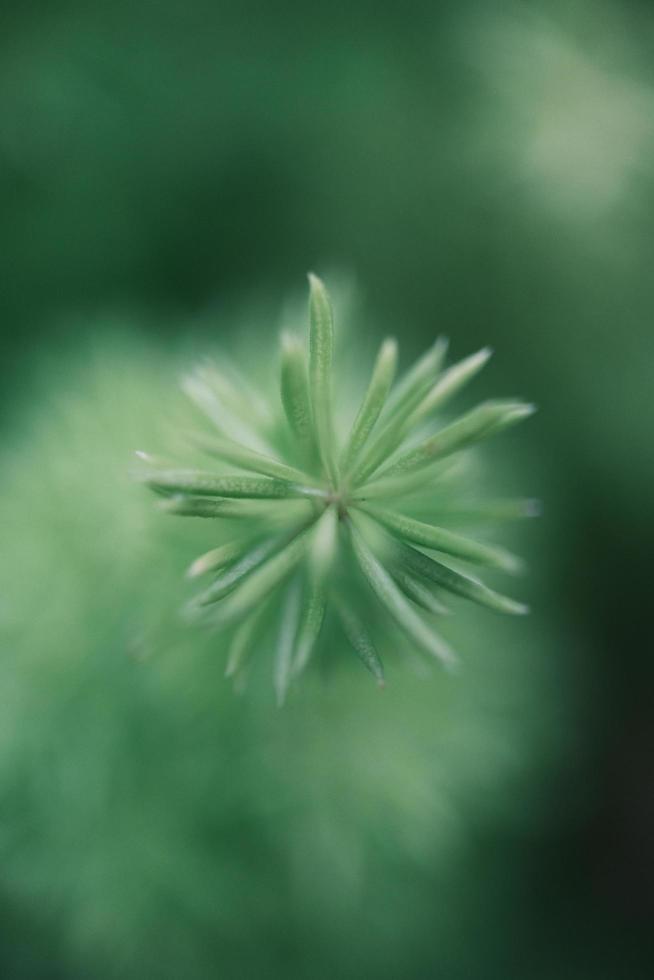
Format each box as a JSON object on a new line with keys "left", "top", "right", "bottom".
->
{"left": 0, "top": 327, "right": 566, "bottom": 980}
{"left": 3, "top": 1, "right": 653, "bottom": 975}
{"left": 139, "top": 276, "right": 535, "bottom": 700}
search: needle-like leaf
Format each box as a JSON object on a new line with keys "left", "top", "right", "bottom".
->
{"left": 191, "top": 537, "right": 283, "bottom": 608}
{"left": 352, "top": 338, "right": 448, "bottom": 482}
{"left": 349, "top": 521, "right": 456, "bottom": 668}
{"left": 382, "top": 337, "right": 448, "bottom": 421}
{"left": 293, "top": 583, "right": 327, "bottom": 677}
{"left": 395, "top": 539, "right": 529, "bottom": 615}
{"left": 200, "top": 361, "right": 271, "bottom": 432}
{"left": 186, "top": 539, "right": 255, "bottom": 578}
{"left": 182, "top": 370, "right": 273, "bottom": 454}
{"left": 429, "top": 498, "right": 542, "bottom": 524}
{"left": 225, "top": 607, "right": 266, "bottom": 679}
{"left": 402, "top": 347, "right": 492, "bottom": 433}
{"left": 377, "top": 400, "right": 535, "bottom": 479}
{"left": 392, "top": 569, "right": 450, "bottom": 616}
{"left": 141, "top": 469, "right": 313, "bottom": 499}
{"left": 361, "top": 505, "right": 522, "bottom": 572}
{"left": 351, "top": 459, "right": 458, "bottom": 503}
{"left": 334, "top": 596, "right": 385, "bottom": 685}
{"left": 158, "top": 495, "right": 276, "bottom": 518}
{"left": 274, "top": 580, "right": 302, "bottom": 706}
{"left": 280, "top": 331, "right": 316, "bottom": 464}
{"left": 308, "top": 503, "right": 338, "bottom": 580}
{"left": 208, "top": 524, "right": 314, "bottom": 627}
{"left": 308, "top": 273, "right": 338, "bottom": 483}
{"left": 291, "top": 505, "right": 336, "bottom": 675}
{"left": 186, "top": 429, "right": 318, "bottom": 486}
{"left": 340, "top": 338, "right": 397, "bottom": 474}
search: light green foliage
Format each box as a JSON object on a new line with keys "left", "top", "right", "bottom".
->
{"left": 362, "top": 505, "right": 521, "bottom": 572}
{"left": 349, "top": 519, "right": 456, "bottom": 670}
{"left": 140, "top": 276, "right": 536, "bottom": 697}
{"left": 339, "top": 337, "right": 397, "bottom": 474}
{"left": 143, "top": 470, "right": 304, "bottom": 499}
{"left": 334, "top": 597, "right": 386, "bottom": 685}
{"left": 308, "top": 273, "right": 338, "bottom": 483}
{"left": 0, "top": 326, "right": 562, "bottom": 980}
{"left": 280, "top": 330, "right": 315, "bottom": 463}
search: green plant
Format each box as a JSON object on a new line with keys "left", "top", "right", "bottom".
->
{"left": 138, "top": 275, "right": 536, "bottom": 702}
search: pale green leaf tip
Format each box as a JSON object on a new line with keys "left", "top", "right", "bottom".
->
{"left": 186, "top": 550, "right": 228, "bottom": 578}
{"left": 507, "top": 600, "right": 530, "bottom": 616}
{"left": 186, "top": 557, "right": 206, "bottom": 579}
{"left": 467, "top": 346, "right": 493, "bottom": 367}
{"left": 455, "top": 345, "right": 493, "bottom": 370}
{"left": 307, "top": 271, "right": 325, "bottom": 291}
{"left": 512, "top": 402, "right": 537, "bottom": 417}
{"left": 496, "top": 400, "right": 536, "bottom": 418}
{"left": 281, "top": 329, "right": 301, "bottom": 351}
{"left": 502, "top": 553, "right": 525, "bottom": 575}
{"left": 156, "top": 495, "right": 180, "bottom": 511}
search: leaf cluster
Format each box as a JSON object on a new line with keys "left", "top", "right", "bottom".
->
{"left": 138, "top": 275, "right": 536, "bottom": 702}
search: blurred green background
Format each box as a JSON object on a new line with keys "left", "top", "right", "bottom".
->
{"left": 1, "top": 1, "right": 652, "bottom": 977}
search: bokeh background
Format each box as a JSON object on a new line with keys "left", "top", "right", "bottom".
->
{"left": 1, "top": 1, "right": 652, "bottom": 977}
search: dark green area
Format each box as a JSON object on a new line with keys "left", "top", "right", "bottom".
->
{"left": 1, "top": 1, "right": 652, "bottom": 977}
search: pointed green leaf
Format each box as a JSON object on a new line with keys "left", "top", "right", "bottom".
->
{"left": 200, "top": 361, "right": 271, "bottom": 432}
{"left": 352, "top": 459, "right": 456, "bottom": 503}
{"left": 182, "top": 370, "right": 273, "bottom": 455}
{"left": 159, "top": 496, "right": 316, "bottom": 523}
{"left": 308, "top": 273, "right": 338, "bottom": 483}
{"left": 187, "top": 430, "right": 319, "bottom": 487}
{"left": 280, "top": 331, "right": 316, "bottom": 463}
{"left": 187, "top": 539, "right": 254, "bottom": 578}
{"left": 308, "top": 503, "right": 339, "bottom": 581}
{"left": 362, "top": 505, "right": 522, "bottom": 572}
{"left": 431, "top": 498, "right": 542, "bottom": 524}
{"left": 378, "top": 400, "right": 535, "bottom": 479}
{"left": 402, "top": 347, "right": 492, "bottom": 433}
{"left": 340, "top": 338, "right": 397, "bottom": 474}
{"left": 192, "top": 537, "right": 283, "bottom": 608}
{"left": 353, "top": 338, "right": 448, "bottom": 483}
{"left": 225, "top": 604, "right": 267, "bottom": 678}
{"left": 395, "top": 539, "right": 529, "bottom": 615}
{"left": 208, "top": 524, "right": 314, "bottom": 627}
{"left": 293, "top": 583, "right": 327, "bottom": 677}
{"left": 383, "top": 337, "right": 448, "bottom": 420}
{"left": 290, "top": 504, "right": 337, "bottom": 675}
{"left": 141, "top": 469, "right": 309, "bottom": 499}
{"left": 392, "top": 569, "right": 450, "bottom": 616}
{"left": 274, "top": 581, "right": 302, "bottom": 706}
{"left": 157, "top": 495, "right": 272, "bottom": 518}
{"left": 287, "top": 504, "right": 336, "bottom": 676}
{"left": 334, "top": 597, "right": 385, "bottom": 685}
{"left": 349, "top": 523, "right": 456, "bottom": 668}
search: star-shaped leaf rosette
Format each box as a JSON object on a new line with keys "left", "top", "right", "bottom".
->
{"left": 138, "top": 275, "right": 536, "bottom": 703}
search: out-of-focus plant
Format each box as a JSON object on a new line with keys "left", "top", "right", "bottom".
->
{"left": 0, "top": 316, "right": 561, "bottom": 980}
{"left": 138, "top": 276, "right": 536, "bottom": 702}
